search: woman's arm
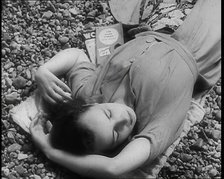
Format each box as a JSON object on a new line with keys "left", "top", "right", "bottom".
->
{"left": 38, "top": 48, "right": 90, "bottom": 76}
{"left": 47, "top": 138, "right": 150, "bottom": 178}
{"left": 35, "top": 48, "right": 90, "bottom": 103}
{"left": 30, "top": 115, "right": 151, "bottom": 178}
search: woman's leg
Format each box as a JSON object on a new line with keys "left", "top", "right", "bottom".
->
{"left": 172, "top": 0, "right": 221, "bottom": 88}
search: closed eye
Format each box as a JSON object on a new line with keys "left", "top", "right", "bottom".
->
{"left": 113, "top": 130, "right": 119, "bottom": 143}
{"left": 104, "top": 109, "right": 111, "bottom": 119}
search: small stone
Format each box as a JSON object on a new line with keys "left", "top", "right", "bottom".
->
{"left": 2, "top": 167, "right": 10, "bottom": 176}
{"left": 87, "top": 10, "right": 97, "bottom": 20}
{"left": 7, "top": 131, "right": 15, "bottom": 140}
{"left": 7, "top": 162, "right": 15, "bottom": 169}
{"left": 4, "top": 62, "right": 14, "bottom": 69}
{"left": 12, "top": 76, "right": 26, "bottom": 89}
{"left": 62, "top": 19, "right": 68, "bottom": 26}
{"left": 195, "top": 166, "right": 202, "bottom": 175}
{"left": 28, "top": 0, "right": 36, "bottom": 6}
{"left": 7, "top": 173, "right": 17, "bottom": 179}
{"left": 8, "top": 143, "right": 22, "bottom": 152}
{"left": 15, "top": 165, "right": 26, "bottom": 175}
{"left": 211, "top": 129, "right": 221, "bottom": 141}
{"left": 169, "top": 165, "right": 177, "bottom": 172}
{"left": 69, "top": 7, "right": 80, "bottom": 16}
{"left": 172, "top": 151, "right": 179, "bottom": 157}
{"left": 10, "top": 152, "right": 18, "bottom": 158}
{"left": 5, "top": 77, "right": 12, "bottom": 87}
{"left": 32, "top": 175, "right": 42, "bottom": 179}
{"left": 2, "top": 49, "right": 6, "bottom": 56}
{"left": 63, "top": 10, "right": 71, "bottom": 17}
{"left": 216, "top": 144, "right": 221, "bottom": 152}
{"left": 214, "top": 123, "right": 221, "bottom": 130}
{"left": 5, "top": 92, "right": 19, "bottom": 104}
{"left": 208, "top": 168, "right": 218, "bottom": 177}
{"left": 58, "top": 3, "right": 68, "bottom": 9}
{"left": 25, "top": 69, "right": 31, "bottom": 79}
{"left": 18, "top": 153, "right": 28, "bottom": 160}
{"left": 10, "top": 41, "right": 19, "bottom": 49}
{"left": 180, "top": 153, "right": 193, "bottom": 162}
{"left": 37, "top": 163, "right": 44, "bottom": 169}
{"left": 190, "top": 138, "right": 204, "bottom": 151}
{"left": 17, "top": 65, "right": 23, "bottom": 72}
{"left": 43, "top": 11, "right": 53, "bottom": 19}
{"left": 213, "top": 152, "right": 221, "bottom": 159}
{"left": 58, "top": 36, "right": 69, "bottom": 44}
{"left": 215, "top": 86, "right": 221, "bottom": 95}
{"left": 214, "top": 110, "right": 221, "bottom": 121}
{"left": 2, "top": 120, "right": 10, "bottom": 129}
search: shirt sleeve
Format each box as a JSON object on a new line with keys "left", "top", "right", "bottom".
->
{"left": 66, "top": 61, "right": 97, "bottom": 99}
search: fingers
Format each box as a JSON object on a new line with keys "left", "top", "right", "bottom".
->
{"left": 54, "top": 85, "right": 72, "bottom": 101}
{"left": 55, "top": 79, "right": 71, "bottom": 93}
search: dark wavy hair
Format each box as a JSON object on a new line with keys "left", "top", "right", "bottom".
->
{"left": 43, "top": 95, "right": 105, "bottom": 155}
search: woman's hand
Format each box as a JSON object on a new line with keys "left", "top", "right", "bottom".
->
{"left": 29, "top": 112, "right": 53, "bottom": 155}
{"left": 35, "top": 66, "right": 72, "bottom": 104}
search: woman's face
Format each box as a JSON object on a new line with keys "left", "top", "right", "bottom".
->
{"left": 79, "top": 103, "right": 137, "bottom": 153}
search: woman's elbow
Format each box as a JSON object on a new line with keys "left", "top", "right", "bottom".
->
{"left": 106, "top": 162, "right": 123, "bottom": 178}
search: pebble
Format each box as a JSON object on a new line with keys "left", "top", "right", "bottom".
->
{"left": 16, "top": 65, "right": 23, "bottom": 72}
{"left": 10, "top": 152, "right": 18, "bottom": 158}
{"left": 2, "top": 120, "right": 10, "bottom": 129}
{"left": 10, "top": 41, "right": 19, "bottom": 49}
{"left": 5, "top": 77, "right": 13, "bottom": 87}
{"left": 58, "top": 3, "right": 68, "bottom": 9}
{"left": 213, "top": 152, "right": 221, "bottom": 159}
{"left": 12, "top": 76, "right": 26, "bottom": 89}
{"left": 4, "top": 62, "right": 14, "bottom": 70}
{"left": 69, "top": 7, "right": 80, "bottom": 16}
{"left": 58, "top": 36, "right": 69, "bottom": 44}
{"left": 180, "top": 153, "right": 193, "bottom": 162}
{"left": 7, "top": 131, "right": 15, "bottom": 140}
{"left": 215, "top": 86, "right": 221, "bottom": 95}
{"left": 2, "top": 49, "right": 6, "bottom": 56}
{"left": 8, "top": 143, "right": 22, "bottom": 152}
{"left": 7, "top": 162, "right": 15, "bottom": 169}
{"left": 25, "top": 69, "right": 32, "bottom": 79}
{"left": 2, "top": 167, "right": 10, "bottom": 176}
{"left": 31, "top": 174, "right": 42, "bottom": 179}
{"left": 189, "top": 138, "right": 204, "bottom": 151}
{"left": 5, "top": 92, "right": 19, "bottom": 104}
{"left": 15, "top": 165, "right": 26, "bottom": 175}
{"left": 63, "top": 10, "right": 71, "bottom": 17}
{"left": 216, "top": 144, "right": 221, "bottom": 152}
{"left": 43, "top": 11, "right": 53, "bottom": 19}
{"left": 195, "top": 166, "right": 202, "bottom": 174}
{"left": 214, "top": 110, "right": 221, "bottom": 121}
{"left": 18, "top": 153, "right": 28, "bottom": 160}
{"left": 7, "top": 173, "right": 17, "bottom": 179}
{"left": 211, "top": 129, "right": 221, "bottom": 141}
{"left": 37, "top": 163, "right": 44, "bottom": 169}
{"left": 208, "top": 168, "right": 218, "bottom": 177}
